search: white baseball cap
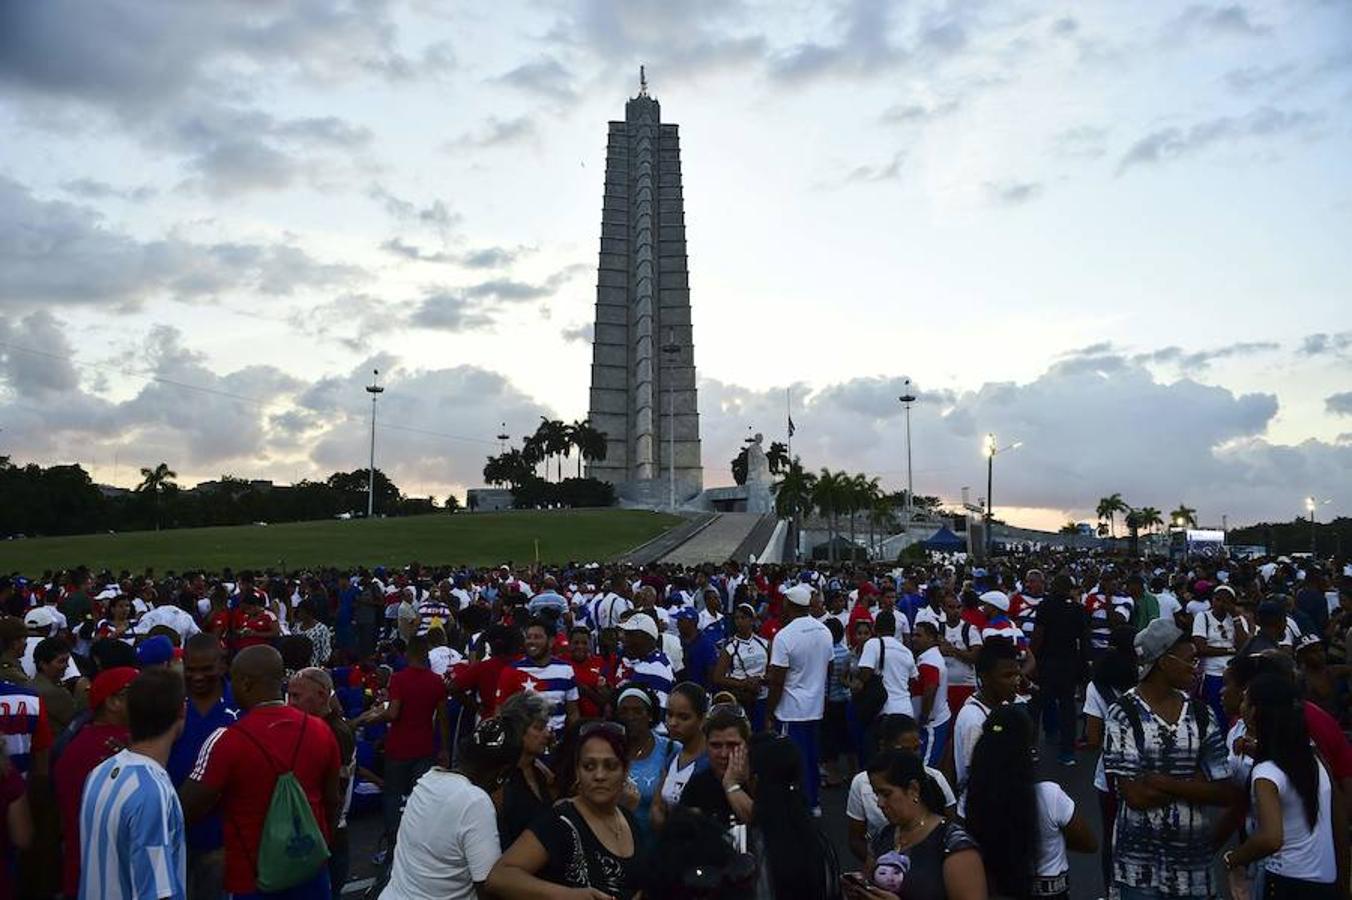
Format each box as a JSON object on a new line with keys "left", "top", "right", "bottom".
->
{"left": 620, "top": 614, "right": 658, "bottom": 641}
{"left": 978, "top": 590, "right": 1010, "bottom": 612}
{"left": 783, "top": 584, "right": 814, "bottom": 607}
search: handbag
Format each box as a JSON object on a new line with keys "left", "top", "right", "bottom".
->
{"left": 855, "top": 636, "right": 889, "bottom": 724}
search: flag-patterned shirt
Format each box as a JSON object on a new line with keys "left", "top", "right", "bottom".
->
{"left": 497, "top": 657, "right": 579, "bottom": 735}
{"left": 79, "top": 749, "right": 186, "bottom": 900}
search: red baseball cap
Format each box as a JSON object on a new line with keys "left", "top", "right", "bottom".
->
{"left": 89, "top": 667, "right": 138, "bottom": 710}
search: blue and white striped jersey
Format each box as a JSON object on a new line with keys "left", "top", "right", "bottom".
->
{"left": 79, "top": 749, "right": 186, "bottom": 900}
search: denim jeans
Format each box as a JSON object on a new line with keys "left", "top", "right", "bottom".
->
{"left": 777, "top": 719, "right": 821, "bottom": 809}
{"left": 230, "top": 869, "right": 330, "bottom": 900}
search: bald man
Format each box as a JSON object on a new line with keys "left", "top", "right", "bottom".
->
{"left": 181, "top": 646, "right": 341, "bottom": 899}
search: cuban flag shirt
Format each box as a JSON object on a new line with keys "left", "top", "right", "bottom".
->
{"left": 497, "top": 657, "right": 579, "bottom": 735}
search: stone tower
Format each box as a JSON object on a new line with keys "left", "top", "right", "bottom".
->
{"left": 586, "top": 72, "right": 703, "bottom": 505}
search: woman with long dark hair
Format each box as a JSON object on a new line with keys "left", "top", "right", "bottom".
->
{"left": 1224, "top": 674, "right": 1348, "bottom": 898}
{"left": 845, "top": 750, "right": 985, "bottom": 900}
{"left": 1081, "top": 625, "right": 1136, "bottom": 894}
{"left": 964, "top": 706, "right": 1096, "bottom": 899}
{"left": 750, "top": 732, "right": 840, "bottom": 900}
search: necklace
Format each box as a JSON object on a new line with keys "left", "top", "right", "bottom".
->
{"left": 897, "top": 815, "right": 930, "bottom": 850}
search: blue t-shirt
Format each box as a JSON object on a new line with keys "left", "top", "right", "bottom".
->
{"left": 628, "top": 734, "right": 680, "bottom": 842}
{"left": 682, "top": 632, "right": 720, "bottom": 689}
{"left": 167, "top": 690, "right": 238, "bottom": 851}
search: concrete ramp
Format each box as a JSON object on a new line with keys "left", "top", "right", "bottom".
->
{"left": 659, "top": 513, "right": 765, "bottom": 565}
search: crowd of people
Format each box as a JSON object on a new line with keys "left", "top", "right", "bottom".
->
{"left": 0, "top": 548, "right": 1349, "bottom": 900}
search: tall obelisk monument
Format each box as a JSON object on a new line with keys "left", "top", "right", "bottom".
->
{"left": 586, "top": 70, "right": 703, "bottom": 506}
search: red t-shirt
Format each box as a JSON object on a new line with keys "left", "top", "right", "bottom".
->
{"left": 385, "top": 667, "right": 447, "bottom": 761}
{"left": 229, "top": 608, "right": 278, "bottom": 649}
{"left": 191, "top": 704, "right": 340, "bottom": 894}
{"left": 204, "top": 609, "right": 231, "bottom": 636}
{"left": 570, "top": 655, "right": 607, "bottom": 718}
{"left": 452, "top": 657, "right": 512, "bottom": 719}
{"left": 55, "top": 722, "right": 129, "bottom": 896}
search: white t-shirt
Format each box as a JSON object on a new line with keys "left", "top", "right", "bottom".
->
{"left": 953, "top": 695, "right": 996, "bottom": 799}
{"left": 1156, "top": 591, "right": 1182, "bottom": 621}
{"left": 136, "top": 604, "right": 201, "bottom": 642}
{"left": 723, "top": 635, "right": 770, "bottom": 699}
{"left": 20, "top": 636, "right": 82, "bottom": 681}
{"left": 382, "top": 770, "right": 500, "bottom": 900}
{"left": 857, "top": 636, "right": 918, "bottom": 717}
{"left": 846, "top": 766, "right": 956, "bottom": 840}
{"left": 913, "top": 646, "right": 950, "bottom": 726}
{"left": 942, "top": 619, "right": 982, "bottom": 687}
{"left": 1251, "top": 760, "right": 1337, "bottom": 882}
{"left": 428, "top": 645, "right": 463, "bottom": 677}
{"left": 914, "top": 606, "right": 943, "bottom": 633}
{"left": 768, "top": 615, "right": 833, "bottom": 722}
{"left": 1192, "top": 610, "right": 1235, "bottom": 676}
{"left": 1082, "top": 681, "right": 1115, "bottom": 792}
{"left": 1033, "top": 781, "right": 1075, "bottom": 877}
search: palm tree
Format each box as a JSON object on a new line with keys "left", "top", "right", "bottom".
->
{"left": 766, "top": 441, "right": 790, "bottom": 476}
{"left": 811, "top": 469, "right": 847, "bottom": 562}
{"left": 572, "top": 420, "right": 609, "bottom": 477}
{"left": 1137, "top": 506, "right": 1163, "bottom": 535}
{"left": 1058, "top": 522, "right": 1080, "bottom": 535}
{"left": 531, "top": 418, "right": 571, "bottom": 482}
{"left": 1171, "top": 504, "right": 1198, "bottom": 528}
{"left": 521, "top": 434, "right": 545, "bottom": 480}
{"left": 137, "top": 462, "right": 177, "bottom": 530}
{"left": 1096, "top": 493, "right": 1127, "bottom": 537}
{"left": 849, "top": 473, "right": 880, "bottom": 559}
{"left": 774, "top": 460, "right": 816, "bottom": 562}
{"left": 868, "top": 492, "right": 895, "bottom": 558}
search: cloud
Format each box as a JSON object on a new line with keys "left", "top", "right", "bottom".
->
{"left": 495, "top": 56, "right": 576, "bottom": 102}
{"left": 380, "top": 239, "right": 525, "bottom": 268}
{"left": 985, "top": 180, "right": 1043, "bottom": 207}
{"left": 0, "top": 310, "right": 82, "bottom": 396}
{"left": 0, "top": 176, "right": 361, "bottom": 312}
{"left": 1327, "top": 393, "right": 1352, "bottom": 416}
{"left": 878, "top": 98, "right": 960, "bottom": 125}
{"left": 381, "top": 238, "right": 456, "bottom": 264}
{"left": 1224, "top": 63, "right": 1297, "bottom": 93}
{"left": 840, "top": 152, "right": 905, "bottom": 185}
{"left": 561, "top": 323, "right": 594, "bottom": 343}
{"left": 447, "top": 116, "right": 537, "bottom": 149}
{"left": 367, "top": 185, "right": 459, "bottom": 238}
{"left": 697, "top": 356, "right": 1352, "bottom": 526}
{"left": 1052, "top": 125, "right": 1110, "bottom": 160}
{"left": 1170, "top": 4, "right": 1272, "bottom": 39}
{"left": 60, "top": 178, "right": 157, "bottom": 202}
{"left": 1299, "top": 331, "right": 1352, "bottom": 357}
{"left": 1117, "top": 106, "right": 1322, "bottom": 173}
{"left": 1132, "top": 341, "right": 1280, "bottom": 370}
{"left": 407, "top": 292, "right": 496, "bottom": 332}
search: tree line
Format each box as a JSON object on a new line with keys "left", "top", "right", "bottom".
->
{"left": 0, "top": 456, "right": 443, "bottom": 538}
{"left": 480, "top": 418, "right": 614, "bottom": 509}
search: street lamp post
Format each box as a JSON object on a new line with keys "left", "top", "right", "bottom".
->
{"left": 661, "top": 331, "right": 681, "bottom": 511}
{"left": 982, "top": 434, "right": 1022, "bottom": 558}
{"left": 899, "top": 380, "right": 916, "bottom": 531}
{"left": 1306, "top": 496, "right": 1332, "bottom": 554}
{"left": 365, "top": 369, "right": 384, "bottom": 519}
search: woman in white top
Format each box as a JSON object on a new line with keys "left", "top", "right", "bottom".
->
{"left": 713, "top": 604, "right": 770, "bottom": 730}
{"left": 649, "top": 682, "right": 710, "bottom": 828}
{"left": 965, "top": 706, "right": 1097, "bottom": 900}
{"left": 382, "top": 718, "right": 519, "bottom": 900}
{"left": 1224, "top": 674, "right": 1348, "bottom": 899}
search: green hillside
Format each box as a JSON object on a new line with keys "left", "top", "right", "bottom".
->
{"left": 0, "top": 510, "right": 681, "bottom": 574}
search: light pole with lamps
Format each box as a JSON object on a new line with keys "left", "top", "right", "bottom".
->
{"left": 898, "top": 380, "right": 916, "bottom": 530}
{"left": 661, "top": 331, "right": 681, "bottom": 510}
{"left": 1306, "top": 496, "right": 1332, "bottom": 554}
{"left": 982, "top": 433, "right": 1022, "bottom": 557}
{"left": 365, "top": 369, "right": 385, "bottom": 519}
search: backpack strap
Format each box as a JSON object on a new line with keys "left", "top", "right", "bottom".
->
{"left": 1119, "top": 692, "right": 1148, "bottom": 759}
{"left": 231, "top": 709, "right": 309, "bottom": 776}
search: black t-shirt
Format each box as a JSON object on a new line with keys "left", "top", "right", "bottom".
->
{"left": 529, "top": 800, "right": 645, "bottom": 900}
{"left": 678, "top": 767, "right": 738, "bottom": 829}
{"left": 1033, "top": 598, "right": 1087, "bottom": 683}
{"left": 868, "top": 820, "right": 978, "bottom": 900}
{"left": 499, "top": 765, "right": 551, "bottom": 848}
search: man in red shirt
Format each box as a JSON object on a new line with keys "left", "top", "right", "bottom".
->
{"left": 354, "top": 635, "right": 449, "bottom": 846}
{"left": 450, "top": 624, "right": 519, "bottom": 720}
{"left": 567, "top": 624, "right": 609, "bottom": 718}
{"left": 230, "top": 592, "right": 280, "bottom": 652}
{"left": 182, "top": 645, "right": 341, "bottom": 899}
{"left": 54, "top": 666, "right": 136, "bottom": 897}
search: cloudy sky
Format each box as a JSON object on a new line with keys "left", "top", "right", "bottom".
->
{"left": 1, "top": 0, "right": 1350, "bottom": 531}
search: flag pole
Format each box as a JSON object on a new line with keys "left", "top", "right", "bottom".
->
{"left": 786, "top": 387, "right": 793, "bottom": 460}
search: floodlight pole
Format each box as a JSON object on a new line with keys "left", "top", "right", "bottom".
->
{"left": 899, "top": 381, "right": 917, "bottom": 529}
{"left": 366, "top": 370, "right": 384, "bottom": 518}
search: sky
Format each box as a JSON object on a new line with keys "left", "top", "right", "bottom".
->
{"left": 1, "top": 0, "right": 1350, "bottom": 531}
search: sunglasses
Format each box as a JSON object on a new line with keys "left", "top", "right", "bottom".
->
{"left": 579, "top": 720, "right": 627, "bottom": 740}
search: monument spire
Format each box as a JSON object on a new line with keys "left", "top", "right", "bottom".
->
{"left": 639, "top": 64, "right": 648, "bottom": 96}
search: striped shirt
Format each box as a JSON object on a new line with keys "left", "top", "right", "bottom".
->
{"left": 79, "top": 749, "right": 186, "bottom": 900}
{"left": 615, "top": 651, "right": 676, "bottom": 709}
{"left": 0, "top": 682, "right": 50, "bottom": 776}
{"left": 499, "top": 657, "right": 578, "bottom": 734}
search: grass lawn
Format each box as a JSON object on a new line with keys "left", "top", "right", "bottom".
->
{"left": 0, "top": 509, "right": 682, "bottom": 574}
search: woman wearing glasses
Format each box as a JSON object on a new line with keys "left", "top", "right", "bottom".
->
{"left": 488, "top": 721, "right": 645, "bottom": 900}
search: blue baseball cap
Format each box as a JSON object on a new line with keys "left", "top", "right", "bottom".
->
{"left": 136, "top": 635, "right": 174, "bottom": 668}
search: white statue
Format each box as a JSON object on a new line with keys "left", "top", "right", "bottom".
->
{"left": 745, "top": 432, "right": 771, "bottom": 485}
